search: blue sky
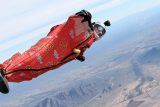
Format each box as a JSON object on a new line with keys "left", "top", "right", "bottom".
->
{"left": 0, "top": 0, "right": 160, "bottom": 63}
{"left": 0, "top": 0, "right": 160, "bottom": 102}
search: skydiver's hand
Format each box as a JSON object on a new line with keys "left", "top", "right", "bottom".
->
{"left": 76, "top": 10, "right": 93, "bottom": 30}
{"left": 76, "top": 55, "right": 85, "bottom": 62}
{"left": 73, "top": 48, "right": 81, "bottom": 54}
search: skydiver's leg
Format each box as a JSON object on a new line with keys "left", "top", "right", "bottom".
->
{"left": 5, "top": 71, "right": 34, "bottom": 82}
{"left": 4, "top": 63, "right": 63, "bottom": 83}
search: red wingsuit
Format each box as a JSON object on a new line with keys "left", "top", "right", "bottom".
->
{"left": 0, "top": 14, "right": 97, "bottom": 82}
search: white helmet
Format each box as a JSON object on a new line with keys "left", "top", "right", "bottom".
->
{"left": 93, "top": 20, "right": 111, "bottom": 40}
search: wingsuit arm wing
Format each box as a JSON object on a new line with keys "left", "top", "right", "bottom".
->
{"left": 75, "top": 10, "right": 93, "bottom": 30}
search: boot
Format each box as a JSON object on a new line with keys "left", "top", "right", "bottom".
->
{"left": 0, "top": 69, "right": 9, "bottom": 94}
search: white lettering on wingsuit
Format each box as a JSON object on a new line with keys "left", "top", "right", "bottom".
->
{"left": 70, "top": 29, "right": 74, "bottom": 39}
{"left": 18, "top": 63, "right": 22, "bottom": 67}
{"left": 54, "top": 50, "right": 59, "bottom": 60}
{"left": 46, "top": 35, "right": 58, "bottom": 39}
{"left": 28, "top": 52, "right": 34, "bottom": 56}
{"left": 85, "top": 29, "right": 93, "bottom": 40}
{"left": 45, "top": 36, "right": 53, "bottom": 39}
{"left": 20, "top": 72, "right": 25, "bottom": 77}
{"left": 36, "top": 53, "right": 43, "bottom": 64}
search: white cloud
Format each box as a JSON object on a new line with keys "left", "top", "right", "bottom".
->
{"left": 113, "top": 0, "right": 160, "bottom": 22}
{"left": 0, "top": 0, "right": 99, "bottom": 38}
{"left": 89, "top": 0, "right": 127, "bottom": 14}
{"left": 0, "top": 25, "right": 49, "bottom": 52}
{"left": 0, "top": 0, "right": 100, "bottom": 52}
{"left": 0, "top": 0, "right": 160, "bottom": 53}
{"left": 134, "top": 1, "right": 160, "bottom": 12}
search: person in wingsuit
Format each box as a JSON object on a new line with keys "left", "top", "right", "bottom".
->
{"left": 0, "top": 10, "right": 110, "bottom": 94}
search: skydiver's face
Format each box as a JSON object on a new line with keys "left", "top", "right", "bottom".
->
{"left": 94, "top": 27, "right": 103, "bottom": 37}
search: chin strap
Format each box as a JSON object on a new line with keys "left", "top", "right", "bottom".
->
{"left": 94, "top": 31, "right": 101, "bottom": 41}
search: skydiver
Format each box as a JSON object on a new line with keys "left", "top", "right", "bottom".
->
{"left": 0, "top": 10, "right": 110, "bottom": 94}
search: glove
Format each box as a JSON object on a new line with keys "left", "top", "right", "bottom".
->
{"left": 73, "top": 48, "right": 81, "bottom": 54}
{"left": 76, "top": 10, "right": 93, "bottom": 30}
{"left": 76, "top": 55, "right": 85, "bottom": 62}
